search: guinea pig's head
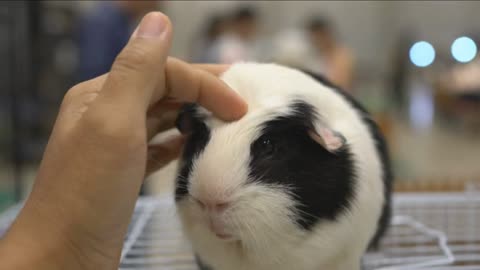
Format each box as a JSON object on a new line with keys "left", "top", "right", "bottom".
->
{"left": 174, "top": 63, "right": 383, "bottom": 264}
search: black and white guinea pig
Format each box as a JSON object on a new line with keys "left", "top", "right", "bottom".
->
{"left": 174, "top": 63, "right": 392, "bottom": 270}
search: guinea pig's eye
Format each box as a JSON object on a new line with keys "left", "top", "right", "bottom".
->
{"left": 255, "top": 135, "right": 277, "bottom": 156}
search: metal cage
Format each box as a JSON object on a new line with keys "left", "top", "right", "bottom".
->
{"left": 1, "top": 192, "right": 479, "bottom": 270}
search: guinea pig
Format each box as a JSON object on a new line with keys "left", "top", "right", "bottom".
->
{"left": 174, "top": 63, "right": 392, "bottom": 270}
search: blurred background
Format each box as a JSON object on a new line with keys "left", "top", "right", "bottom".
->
{"left": 1, "top": 1, "right": 480, "bottom": 211}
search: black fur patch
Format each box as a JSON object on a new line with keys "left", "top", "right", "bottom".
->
{"left": 195, "top": 255, "right": 214, "bottom": 270}
{"left": 249, "top": 101, "right": 356, "bottom": 230}
{"left": 302, "top": 71, "right": 394, "bottom": 249}
{"left": 175, "top": 104, "right": 211, "bottom": 201}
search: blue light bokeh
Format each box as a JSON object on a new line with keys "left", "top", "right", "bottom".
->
{"left": 451, "top": 36, "right": 477, "bottom": 63}
{"left": 409, "top": 41, "right": 436, "bottom": 67}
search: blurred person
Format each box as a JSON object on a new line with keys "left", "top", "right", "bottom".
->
{"left": 231, "top": 6, "right": 258, "bottom": 41}
{"left": 307, "top": 16, "right": 355, "bottom": 91}
{"left": 270, "top": 28, "right": 312, "bottom": 70}
{"left": 189, "top": 14, "right": 229, "bottom": 63}
{"left": 76, "top": 1, "right": 160, "bottom": 82}
{"left": 389, "top": 31, "right": 414, "bottom": 111}
{"left": 212, "top": 6, "right": 263, "bottom": 64}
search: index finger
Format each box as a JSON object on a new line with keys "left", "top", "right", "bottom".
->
{"left": 164, "top": 58, "right": 247, "bottom": 121}
{"left": 191, "top": 63, "right": 230, "bottom": 76}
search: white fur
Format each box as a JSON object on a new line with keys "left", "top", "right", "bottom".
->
{"left": 176, "top": 63, "right": 384, "bottom": 270}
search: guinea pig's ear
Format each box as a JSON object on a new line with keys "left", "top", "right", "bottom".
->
{"left": 175, "top": 104, "right": 197, "bottom": 134}
{"left": 308, "top": 126, "right": 346, "bottom": 153}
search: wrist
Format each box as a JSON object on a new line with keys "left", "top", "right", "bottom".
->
{"left": 0, "top": 196, "right": 120, "bottom": 270}
{"left": 0, "top": 205, "right": 80, "bottom": 270}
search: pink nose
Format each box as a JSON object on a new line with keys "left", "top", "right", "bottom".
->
{"left": 194, "top": 197, "right": 230, "bottom": 213}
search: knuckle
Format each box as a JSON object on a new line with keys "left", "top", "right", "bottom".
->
{"left": 82, "top": 115, "right": 146, "bottom": 151}
{"left": 62, "top": 83, "right": 86, "bottom": 106}
{"left": 112, "top": 45, "right": 150, "bottom": 74}
{"left": 64, "top": 84, "right": 83, "bottom": 100}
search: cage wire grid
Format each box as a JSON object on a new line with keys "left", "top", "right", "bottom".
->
{"left": 1, "top": 193, "right": 479, "bottom": 270}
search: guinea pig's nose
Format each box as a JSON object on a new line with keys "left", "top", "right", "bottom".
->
{"left": 194, "top": 197, "right": 230, "bottom": 213}
{"left": 211, "top": 202, "right": 230, "bottom": 213}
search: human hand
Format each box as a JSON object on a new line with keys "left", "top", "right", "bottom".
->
{"left": 0, "top": 12, "right": 246, "bottom": 270}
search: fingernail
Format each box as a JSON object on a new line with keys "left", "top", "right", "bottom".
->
{"left": 135, "top": 12, "right": 167, "bottom": 38}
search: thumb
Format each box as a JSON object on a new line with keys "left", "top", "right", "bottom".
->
{"left": 96, "top": 12, "right": 173, "bottom": 112}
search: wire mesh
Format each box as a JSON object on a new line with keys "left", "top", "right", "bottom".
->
{"left": 119, "top": 197, "right": 196, "bottom": 270}
{"left": 363, "top": 215, "right": 454, "bottom": 270}
{"left": 392, "top": 192, "right": 480, "bottom": 269}
{"left": 1, "top": 192, "right": 479, "bottom": 270}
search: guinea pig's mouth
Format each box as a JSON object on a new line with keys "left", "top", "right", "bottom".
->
{"left": 214, "top": 231, "right": 234, "bottom": 240}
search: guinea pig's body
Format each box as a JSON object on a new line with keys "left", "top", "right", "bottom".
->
{"left": 174, "top": 63, "right": 392, "bottom": 270}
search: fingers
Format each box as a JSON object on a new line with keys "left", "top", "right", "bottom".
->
{"left": 146, "top": 135, "right": 185, "bottom": 175}
{"left": 77, "top": 11, "right": 246, "bottom": 133}
{"left": 96, "top": 12, "right": 173, "bottom": 110}
{"left": 191, "top": 63, "right": 230, "bottom": 76}
{"left": 146, "top": 100, "right": 183, "bottom": 140}
{"left": 165, "top": 58, "right": 248, "bottom": 121}
{"left": 146, "top": 111, "right": 178, "bottom": 141}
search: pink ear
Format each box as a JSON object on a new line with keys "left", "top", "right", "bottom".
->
{"left": 308, "top": 127, "right": 346, "bottom": 153}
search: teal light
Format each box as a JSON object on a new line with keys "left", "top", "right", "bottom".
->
{"left": 409, "top": 41, "right": 435, "bottom": 67}
{"left": 451, "top": 36, "right": 477, "bottom": 63}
